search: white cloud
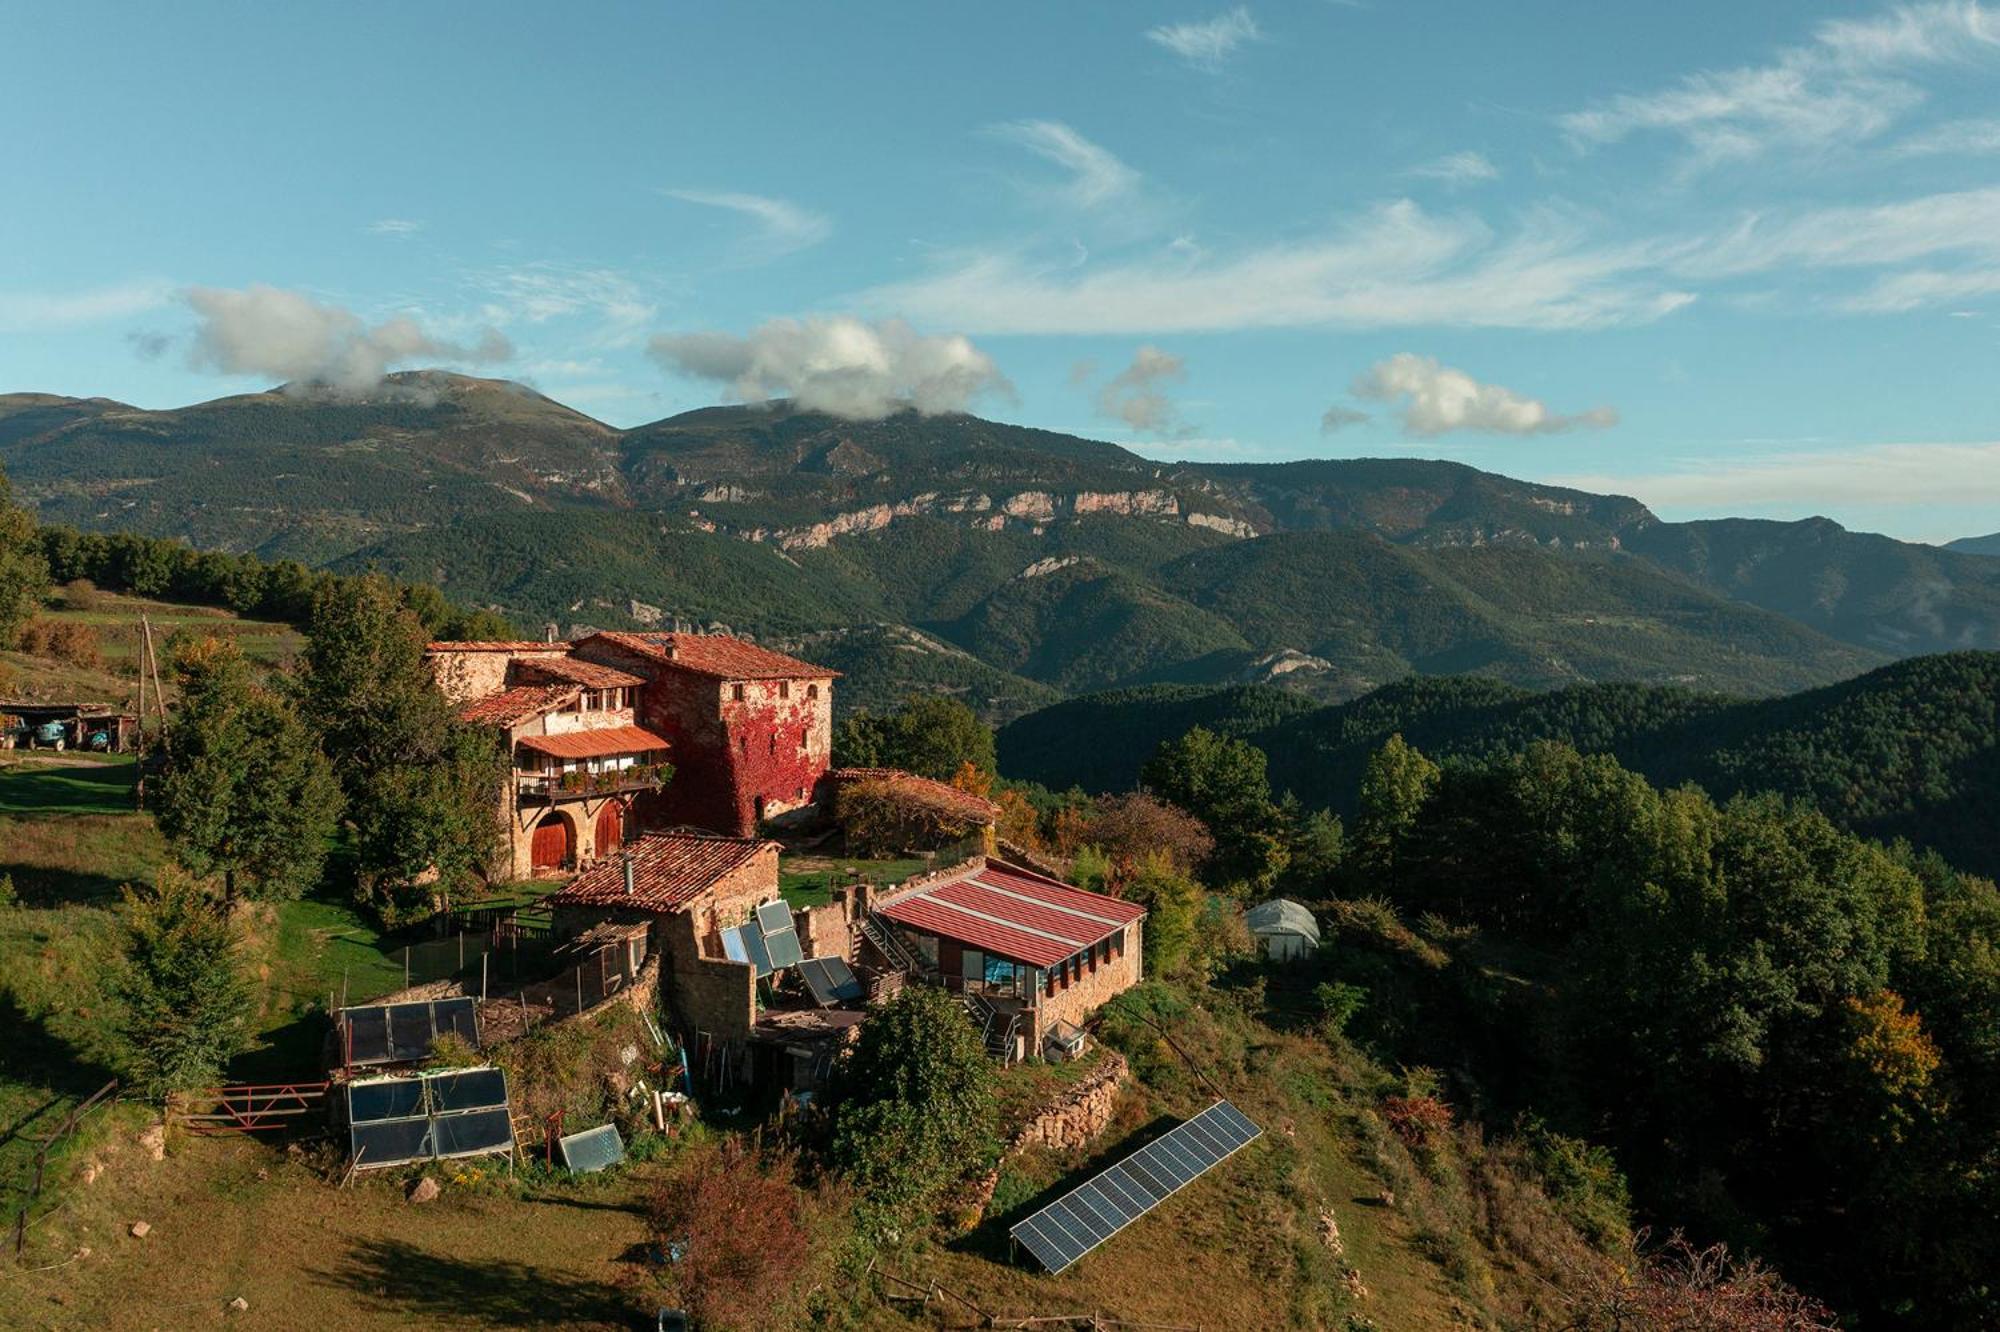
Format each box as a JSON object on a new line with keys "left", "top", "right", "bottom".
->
{"left": 470, "top": 264, "right": 658, "bottom": 346}
{"left": 647, "top": 315, "right": 1011, "bottom": 420}
{"left": 1320, "top": 405, "right": 1371, "bottom": 433}
{"left": 662, "top": 189, "right": 831, "bottom": 258}
{"left": 1555, "top": 440, "right": 2000, "bottom": 511}
{"left": 184, "top": 284, "right": 512, "bottom": 393}
{"left": 1894, "top": 115, "right": 2000, "bottom": 153}
{"left": 1146, "top": 7, "right": 1261, "bottom": 67}
{"left": 862, "top": 200, "right": 1694, "bottom": 335}
{"left": 1560, "top": 1, "right": 2000, "bottom": 168}
{"left": 1351, "top": 353, "right": 1618, "bottom": 437}
{"left": 1407, "top": 151, "right": 1500, "bottom": 186}
{"left": 989, "top": 120, "right": 1141, "bottom": 208}
{"left": 368, "top": 218, "right": 424, "bottom": 236}
{"left": 0, "top": 280, "right": 172, "bottom": 333}
{"left": 1088, "top": 346, "right": 1189, "bottom": 435}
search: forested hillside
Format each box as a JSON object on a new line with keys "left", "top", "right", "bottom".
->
{"left": 1000, "top": 651, "right": 2000, "bottom": 878}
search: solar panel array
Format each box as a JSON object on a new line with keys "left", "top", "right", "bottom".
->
{"left": 1009, "top": 1100, "right": 1262, "bottom": 1275}
{"left": 346, "top": 1067, "right": 514, "bottom": 1169}
{"left": 340, "top": 997, "right": 478, "bottom": 1065}
{"left": 558, "top": 1122, "right": 627, "bottom": 1174}
{"left": 797, "top": 956, "right": 864, "bottom": 1007}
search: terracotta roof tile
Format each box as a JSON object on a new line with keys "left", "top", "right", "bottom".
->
{"left": 581, "top": 631, "right": 838, "bottom": 681}
{"left": 514, "top": 657, "right": 645, "bottom": 689}
{"left": 516, "top": 724, "right": 670, "bottom": 760}
{"left": 546, "top": 831, "right": 778, "bottom": 913}
{"left": 457, "top": 685, "right": 575, "bottom": 727}
{"left": 877, "top": 859, "right": 1145, "bottom": 969}
{"left": 427, "top": 641, "right": 568, "bottom": 653}
{"left": 830, "top": 767, "right": 1000, "bottom": 822}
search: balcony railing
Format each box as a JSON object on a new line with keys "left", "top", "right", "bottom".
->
{"left": 515, "top": 763, "right": 672, "bottom": 803}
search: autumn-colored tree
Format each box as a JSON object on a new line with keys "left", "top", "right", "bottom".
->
{"left": 994, "top": 787, "right": 1042, "bottom": 850}
{"left": 648, "top": 1142, "right": 811, "bottom": 1331}
{"left": 948, "top": 759, "right": 993, "bottom": 799}
{"left": 1079, "top": 792, "right": 1214, "bottom": 887}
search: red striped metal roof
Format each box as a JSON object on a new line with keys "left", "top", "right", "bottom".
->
{"left": 877, "top": 860, "right": 1145, "bottom": 969}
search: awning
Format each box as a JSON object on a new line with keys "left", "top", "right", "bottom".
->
{"left": 516, "top": 725, "right": 669, "bottom": 760}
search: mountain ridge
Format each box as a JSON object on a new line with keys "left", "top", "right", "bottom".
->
{"left": 4, "top": 370, "right": 1993, "bottom": 711}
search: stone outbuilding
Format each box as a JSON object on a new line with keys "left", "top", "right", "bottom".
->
{"left": 1247, "top": 898, "right": 1322, "bottom": 962}
{"left": 543, "top": 830, "right": 783, "bottom": 1047}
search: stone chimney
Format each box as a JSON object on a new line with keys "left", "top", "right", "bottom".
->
{"left": 622, "top": 852, "right": 636, "bottom": 897}
{"left": 543, "top": 622, "right": 559, "bottom": 644}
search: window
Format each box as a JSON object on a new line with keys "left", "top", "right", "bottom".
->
{"left": 807, "top": 683, "right": 818, "bottom": 700}
{"left": 731, "top": 683, "right": 745, "bottom": 702}
{"left": 779, "top": 680, "right": 790, "bottom": 700}
{"left": 767, "top": 733, "right": 777, "bottom": 755}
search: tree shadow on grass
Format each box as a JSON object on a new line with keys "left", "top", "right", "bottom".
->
{"left": 313, "top": 1236, "right": 644, "bottom": 1329}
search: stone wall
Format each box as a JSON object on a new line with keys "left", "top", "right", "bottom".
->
{"left": 1009, "top": 1050, "right": 1129, "bottom": 1154}
{"left": 800, "top": 896, "right": 855, "bottom": 961}
{"left": 661, "top": 909, "right": 756, "bottom": 1043}
{"left": 1031, "top": 923, "right": 1143, "bottom": 1048}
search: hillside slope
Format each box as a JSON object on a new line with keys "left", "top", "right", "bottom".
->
{"left": 1001, "top": 651, "right": 2000, "bottom": 878}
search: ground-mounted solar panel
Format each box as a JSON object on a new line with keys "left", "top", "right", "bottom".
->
{"left": 798, "top": 956, "right": 864, "bottom": 1007}
{"left": 741, "top": 920, "right": 775, "bottom": 977}
{"left": 1009, "top": 1100, "right": 1262, "bottom": 1275}
{"left": 340, "top": 997, "right": 481, "bottom": 1066}
{"left": 558, "top": 1122, "right": 626, "bottom": 1173}
{"left": 720, "top": 926, "right": 750, "bottom": 966}
{"left": 435, "top": 1107, "right": 514, "bottom": 1158}
{"left": 345, "top": 1067, "right": 513, "bottom": 1169}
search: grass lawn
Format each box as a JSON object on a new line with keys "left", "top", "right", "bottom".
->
{"left": 0, "top": 753, "right": 138, "bottom": 817}
{"left": 1, "top": 1136, "right": 661, "bottom": 1331}
{"left": 778, "top": 854, "right": 930, "bottom": 909}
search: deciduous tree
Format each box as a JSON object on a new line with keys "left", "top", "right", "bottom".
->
{"left": 0, "top": 463, "right": 48, "bottom": 648}
{"left": 831, "top": 984, "right": 998, "bottom": 1224}
{"left": 156, "top": 635, "right": 341, "bottom": 901}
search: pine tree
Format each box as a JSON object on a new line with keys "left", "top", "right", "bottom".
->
{"left": 1352, "top": 733, "right": 1439, "bottom": 889}
{"left": 156, "top": 635, "right": 343, "bottom": 901}
{"left": 115, "top": 870, "right": 251, "bottom": 1099}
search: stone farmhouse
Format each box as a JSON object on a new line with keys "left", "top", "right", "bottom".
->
{"left": 427, "top": 629, "right": 1147, "bottom": 1085}
{"left": 428, "top": 631, "right": 837, "bottom": 876}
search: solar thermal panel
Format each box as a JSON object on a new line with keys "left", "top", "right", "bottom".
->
{"left": 558, "top": 1123, "right": 626, "bottom": 1173}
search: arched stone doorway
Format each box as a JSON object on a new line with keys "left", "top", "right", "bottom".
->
{"left": 530, "top": 811, "right": 574, "bottom": 872}
{"left": 594, "top": 802, "right": 623, "bottom": 858}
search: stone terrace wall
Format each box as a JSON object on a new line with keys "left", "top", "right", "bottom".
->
{"left": 1009, "top": 1050, "right": 1129, "bottom": 1155}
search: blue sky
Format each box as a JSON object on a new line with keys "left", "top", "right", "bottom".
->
{"left": 5, "top": 1, "right": 2000, "bottom": 541}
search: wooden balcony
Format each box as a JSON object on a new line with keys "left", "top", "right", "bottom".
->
{"left": 515, "top": 764, "right": 671, "bottom": 805}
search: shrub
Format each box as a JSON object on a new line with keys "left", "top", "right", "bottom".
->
{"left": 16, "top": 618, "right": 103, "bottom": 668}
{"left": 648, "top": 1141, "right": 811, "bottom": 1331}
{"left": 1315, "top": 981, "right": 1368, "bottom": 1039}
{"left": 58, "top": 578, "right": 101, "bottom": 612}
{"left": 835, "top": 777, "right": 983, "bottom": 855}
{"left": 1382, "top": 1094, "right": 1454, "bottom": 1152}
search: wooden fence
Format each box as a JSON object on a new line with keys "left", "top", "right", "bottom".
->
{"left": 12, "top": 1079, "right": 118, "bottom": 1255}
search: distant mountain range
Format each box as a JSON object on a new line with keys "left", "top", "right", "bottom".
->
{"left": 1948, "top": 532, "right": 2000, "bottom": 557}
{"left": 5, "top": 370, "right": 1997, "bottom": 715}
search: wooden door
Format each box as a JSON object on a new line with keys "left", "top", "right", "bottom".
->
{"left": 531, "top": 815, "right": 570, "bottom": 871}
{"left": 594, "top": 802, "right": 623, "bottom": 857}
